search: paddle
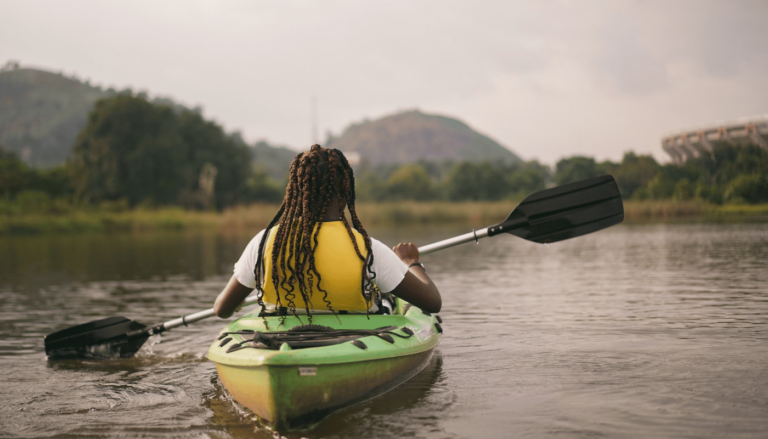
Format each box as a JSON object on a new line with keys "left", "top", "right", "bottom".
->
{"left": 44, "top": 175, "right": 623, "bottom": 360}
{"left": 418, "top": 174, "right": 624, "bottom": 254}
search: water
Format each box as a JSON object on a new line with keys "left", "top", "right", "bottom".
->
{"left": 1, "top": 222, "right": 767, "bottom": 438}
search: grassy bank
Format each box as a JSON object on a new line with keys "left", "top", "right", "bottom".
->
{"left": 0, "top": 201, "right": 517, "bottom": 235}
{"left": 0, "top": 207, "right": 222, "bottom": 234}
{"left": 214, "top": 200, "right": 519, "bottom": 230}
{"left": 622, "top": 201, "right": 768, "bottom": 222}
{"left": 225, "top": 200, "right": 768, "bottom": 227}
{"left": 1, "top": 200, "right": 767, "bottom": 235}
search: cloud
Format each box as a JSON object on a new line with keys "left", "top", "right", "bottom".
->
{"left": 589, "top": 9, "right": 669, "bottom": 95}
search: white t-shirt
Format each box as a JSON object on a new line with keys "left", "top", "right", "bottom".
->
{"left": 233, "top": 228, "right": 409, "bottom": 298}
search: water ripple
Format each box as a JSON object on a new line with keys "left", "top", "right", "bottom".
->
{"left": 1, "top": 223, "right": 767, "bottom": 438}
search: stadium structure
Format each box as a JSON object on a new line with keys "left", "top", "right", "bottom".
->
{"left": 662, "top": 115, "right": 768, "bottom": 164}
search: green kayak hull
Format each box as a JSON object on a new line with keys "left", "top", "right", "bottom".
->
{"left": 207, "top": 301, "right": 442, "bottom": 429}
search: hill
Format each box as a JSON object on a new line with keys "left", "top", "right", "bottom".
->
{"left": 250, "top": 140, "right": 297, "bottom": 180}
{"left": 0, "top": 64, "right": 296, "bottom": 174}
{"left": 0, "top": 65, "right": 111, "bottom": 167}
{"left": 325, "top": 110, "right": 521, "bottom": 166}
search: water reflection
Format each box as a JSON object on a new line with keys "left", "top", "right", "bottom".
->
{"left": 1, "top": 222, "right": 767, "bottom": 437}
{"left": 0, "top": 231, "right": 245, "bottom": 288}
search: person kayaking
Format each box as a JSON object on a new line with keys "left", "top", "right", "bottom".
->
{"left": 214, "top": 144, "right": 441, "bottom": 320}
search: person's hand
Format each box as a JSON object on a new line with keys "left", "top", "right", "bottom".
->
{"left": 390, "top": 242, "right": 441, "bottom": 312}
{"left": 393, "top": 242, "right": 419, "bottom": 266}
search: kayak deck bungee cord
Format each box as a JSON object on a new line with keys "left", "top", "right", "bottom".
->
{"left": 217, "top": 324, "right": 421, "bottom": 352}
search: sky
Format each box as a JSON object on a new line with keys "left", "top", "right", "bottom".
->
{"left": 2, "top": 0, "right": 767, "bottom": 165}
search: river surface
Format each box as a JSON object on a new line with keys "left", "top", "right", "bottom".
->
{"left": 1, "top": 221, "right": 767, "bottom": 438}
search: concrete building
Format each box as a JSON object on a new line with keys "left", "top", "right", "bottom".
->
{"left": 662, "top": 115, "right": 768, "bottom": 164}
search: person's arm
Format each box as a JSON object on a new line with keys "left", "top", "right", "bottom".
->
{"left": 389, "top": 242, "right": 442, "bottom": 313}
{"left": 214, "top": 275, "right": 255, "bottom": 318}
{"left": 217, "top": 229, "right": 266, "bottom": 318}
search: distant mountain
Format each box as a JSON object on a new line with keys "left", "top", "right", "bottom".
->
{"left": 1, "top": 65, "right": 518, "bottom": 173}
{"left": 0, "top": 64, "right": 296, "bottom": 173}
{"left": 325, "top": 110, "right": 521, "bottom": 166}
{"left": 250, "top": 140, "right": 297, "bottom": 180}
{"left": 0, "top": 66, "right": 111, "bottom": 167}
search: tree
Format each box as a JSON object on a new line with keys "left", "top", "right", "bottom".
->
{"left": 644, "top": 164, "right": 689, "bottom": 199}
{"left": 355, "top": 170, "right": 387, "bottom": 202}
{"left": 385, "top": 164, "right": 436, "bottom": 201}
{"left": 609, "top": 152, "right": 660, "bottom": 199}
{"left": 630, "top": 144, "right": 768, "bottom": 204}
{"left": 446, "top": 162, "right": 508, "bottom": 201}
{"left": 69, "top": 94, "right": 186, "bottom": 205}
{"left": 507, "top": 161, "right": 550, "bottom": 196}
{"left": 27, "top": 166, "right": 73, "bottom": 200}
{"left": 245, "top": 167, "right": 285, "bottom": 203}
{"left": 68, "top": 94, "right": 252, "bottom": 209}
{"left": 673, "top": 178, "right": 694, "bottom": 200}
{"left": 177, "top": 111, "right": 252, "bottom": 209}
{"left": 555, "top": 156, "right": 601, "bottom": 186}
{"left": 726, "top": 174, "right": 768, "bottom": 203}
{"left": 694, "top": 182, "right": 724, "bottom": 204}
{"left": 0, "top": 145, "right": 30, "bottom": 198}
{"left": 0, "top": 144, "right": 73, "bottom": 204}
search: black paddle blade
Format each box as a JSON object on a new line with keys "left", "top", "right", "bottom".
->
{"left": 488, "top": 175, "right": 624, "bottom": 243}
{"left": 44, "top": 316, "right": 149, "bottom": 360}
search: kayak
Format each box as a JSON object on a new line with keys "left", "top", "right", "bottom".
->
{"left": 207, "top": 299, "right": 442, "bottom": 429}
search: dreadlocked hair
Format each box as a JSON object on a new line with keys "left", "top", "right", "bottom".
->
{"left": 252, "top": 145, "right": 376, "bottom": 325}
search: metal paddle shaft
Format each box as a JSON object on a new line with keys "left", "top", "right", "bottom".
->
{"left": 141, "top": 295, "right": 265, "bottom": 333}
{"left": 419, "top": 175, "right": 624, "bottom": 254}
{"left": 44, "top": 175, "right": 623, "bottom": 359}
{"left": 418, "top": 228, "right": 489, "bottom": 255}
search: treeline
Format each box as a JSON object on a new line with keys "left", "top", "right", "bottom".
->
{"left": 2, "top": 92, "right": 767, "bottom": 216}
{"left": 354, "top": 160, "right": 550, "bottom": 201}
{"left": 0, "top": 148, "right": 73, "bottom": 213}
{"left": 558, "top": 146, "right": 768, "bottom": 204}
{"left": 0, "top": 93, "right": 284, "bottom": 215}
{"left": 352, "top": 144, "right": 768, "bottom": 204}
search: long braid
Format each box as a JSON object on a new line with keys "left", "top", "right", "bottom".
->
{"left": 256, "top": 144, "right": 377, "bottom": 320}
{"left": 270, "top": 152, "right": 303, "bottom": 325}
{"left": 333, "top": 149, "right": 376, "bottom": 312}
{"left": 272, "top": 151, "right": 310, "bottom": 323}
{"left": 281, "top": 154, "right": 308, "bottom": 320}
{"left": 305, "top": 150, "right": 336, "bottom": 317}
{"left": 302, "top": 152, "right": 319, "bottom": 320}
{"left": 252, "top": 153, "right": 302, "bottom": 327}
{"left": 328, "top": 149, "right": 376, "bottom": 313}
{"left": 252, "top": 202, "right": 284, "bottom": 330}
{"left": 310, "top": 152, "right": 338, "bottom": 316}
{"left": 293, "top": 152, "right": 316, "bottom": 320}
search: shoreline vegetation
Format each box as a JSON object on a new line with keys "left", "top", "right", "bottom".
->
{"left": 3, "top": 92, "right": 767, "bottom": 237}
{"left": 1, "top": 201, "right": 767, "bottom": 235}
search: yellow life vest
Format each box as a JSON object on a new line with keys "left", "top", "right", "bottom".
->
{"left": 261, "top": 221, "right": 370, "bottom": 311}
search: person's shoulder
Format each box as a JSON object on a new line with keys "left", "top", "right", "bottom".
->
{"left": 245, "top": 228, "right": 268, "bottom": 247}
{"left": 369, "top": 236, "right": 394, "bottom": 253}
{"left": 368, "top": 235, "right": 384, "bottom": 245}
